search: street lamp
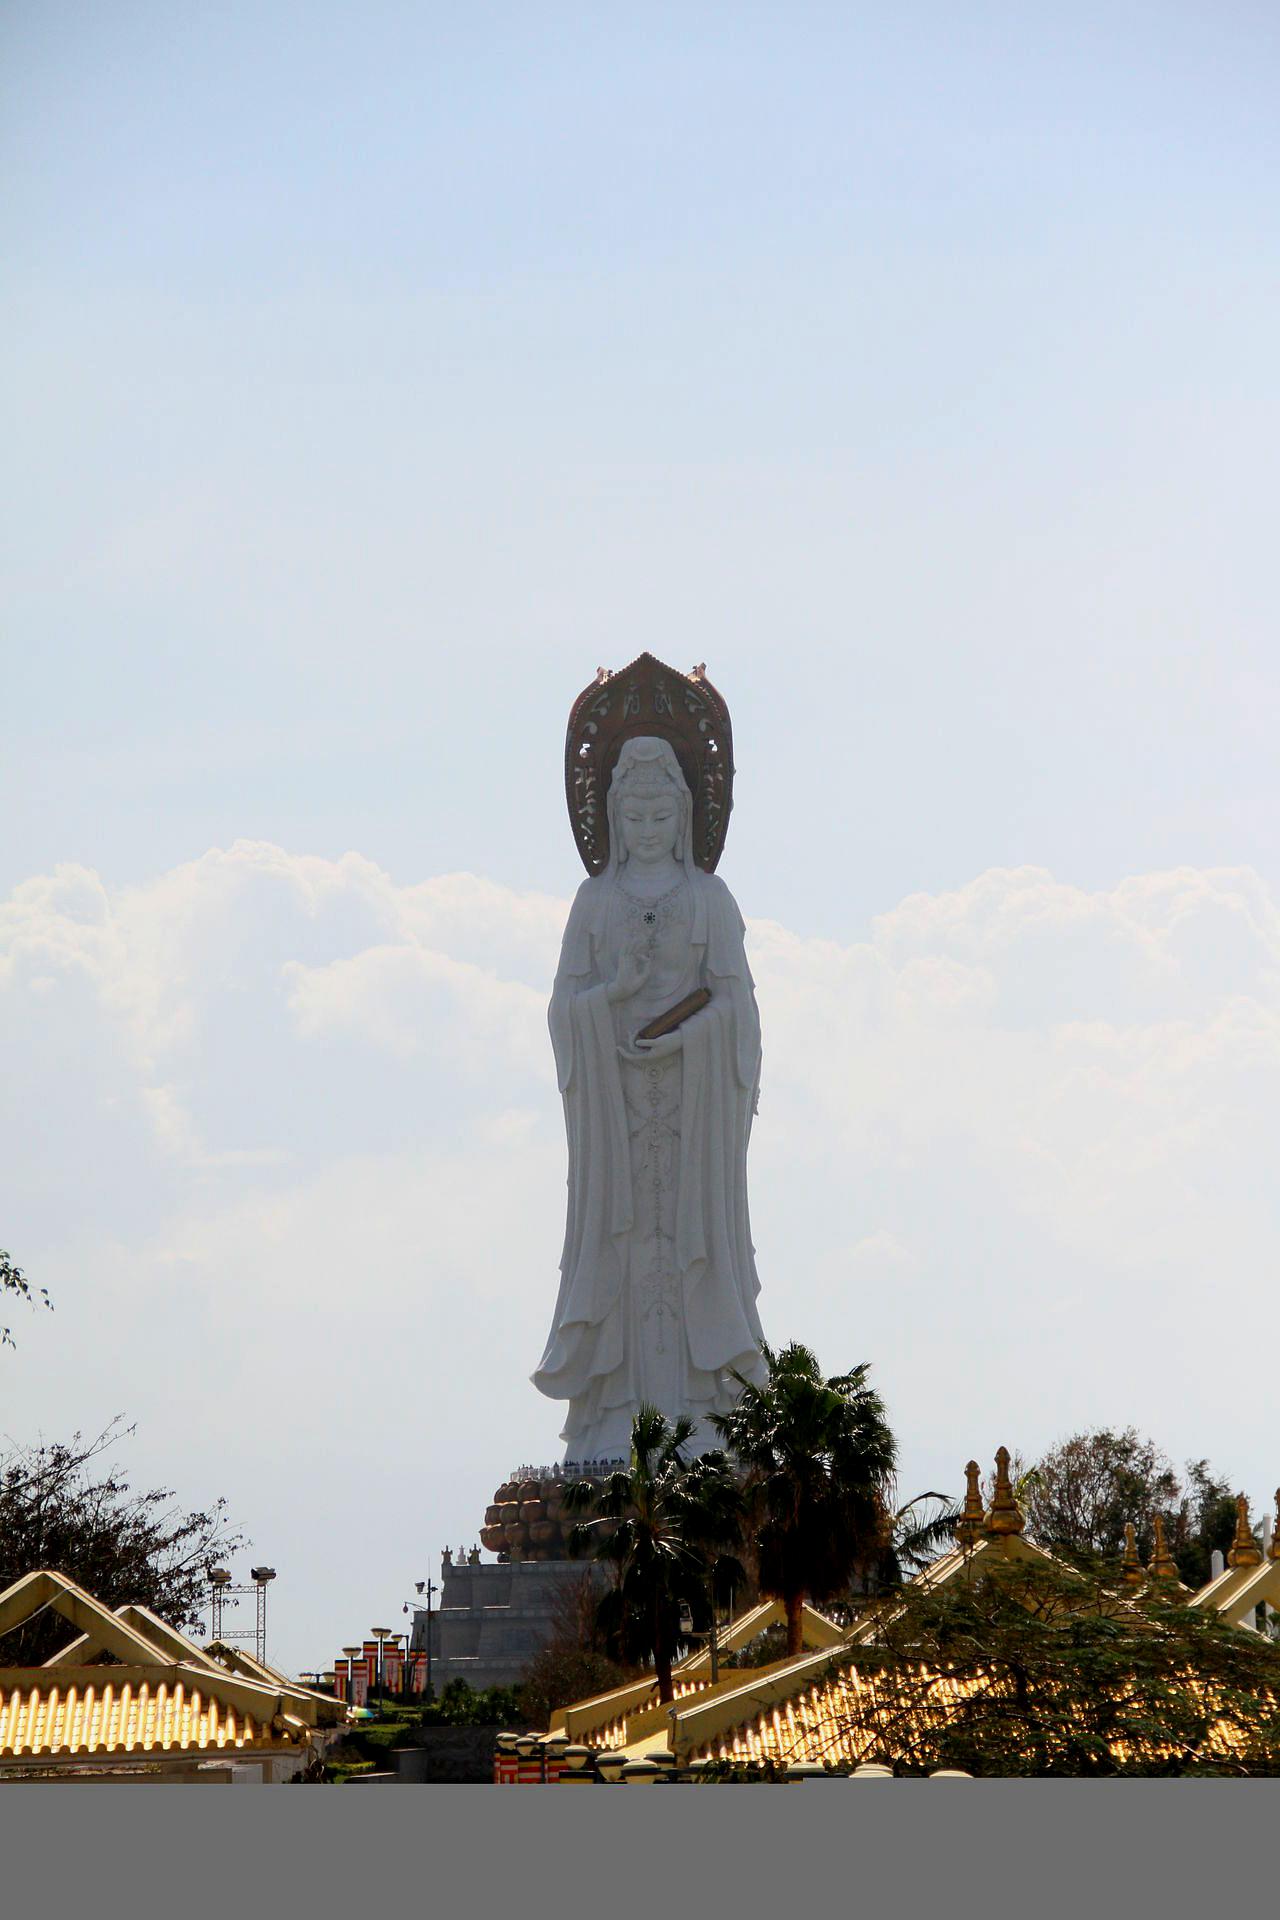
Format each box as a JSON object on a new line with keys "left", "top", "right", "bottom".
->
{"left": 407, "top": 1577, "right": 438, "bottom": 1700}
{"left": 371, "top": 1627, "right": 393, "bottom": 1718}
{"left": 341, "top": 1644, "right": 362, "bottom": 1709}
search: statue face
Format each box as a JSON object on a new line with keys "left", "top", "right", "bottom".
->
{"left": 618, "top": 788, "right": 680, "bottom": 865}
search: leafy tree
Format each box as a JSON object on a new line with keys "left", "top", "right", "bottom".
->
{"left": 0, "top": 1419, "right": 243, "bottom": 1664}
{"left": 515, "top": 1569, "right": 633, "bottom": 1727}
{"left": 1023, "top": 1428, "right": 1243, "bottom": 1586}
{"left": 1022, "top": 1427, "right": 1180, "bottom": 1562}
{"left": 564, "top": 1404, "right": 744, "bottom": 1704}
{"left": 1, "top": 1248, "right": 50, "bottom": 1350}
{"left": 831, "top": 1550, "right": 1280, "bottom": 1776}
{"left": 419, "top": 1678, "right": 522, "bottom": 1727}
{"left": 1170, "top": 1460, "right": 1240, "bottom": 1589}
{"left": 713, "top": 1343, "right": 897, "bottom": 1656}
{"left": 517, "top": 1644, "right": 631, "bottom": 1730}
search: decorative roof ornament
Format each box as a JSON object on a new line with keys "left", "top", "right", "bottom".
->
{"left": 564, "top": 653, "right": 735, "bottom": 875}
{"left": 955, "top": 1460, "right": 984, "bottom": 1550}
{"left": 983, "top": 1446, "right": 1025, "bottom": 1539}
{"left": 1227, "top": 1493, "right": 1263, "bottom": 1568}
{"left": 1120, "top": 1521, "right": 1144, "bottom": 1587}
{"left": 1149, "top": 1512, "right": 1180, "bottom": 1582}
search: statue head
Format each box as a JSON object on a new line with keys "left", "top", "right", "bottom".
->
{"left": 606, "top": 737, "right": 694, "bottom": 874}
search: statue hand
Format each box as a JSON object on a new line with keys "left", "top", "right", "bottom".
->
{"left": 608, "top": 947, "right": 651, "bottom": 1003}
{"left": 619, "top": 1029, "right": 684, "bottom": 1065}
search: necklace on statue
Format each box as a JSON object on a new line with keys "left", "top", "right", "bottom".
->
{"left": 619, "top": 878, "right": 684, "bottom": 954}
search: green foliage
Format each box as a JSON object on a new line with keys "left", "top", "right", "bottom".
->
{"left": 322, "top": 1755, "right": 377, "bottom": 1784}
{"left": 564, "top": 1403, "right": 745, "bottom": 1702}
{"left": 352, "top": 1709, "right": 419, "bottom": 1755}
{"left": 837, "top": 1552, "right": 1280, "bottom": 1776}
{"left": 0, "top": 1418, "right": 243, "bottom": 1664}
{"left": 713, "top": 1343, "right": 897, "bottom": 1652}
{"left": 722, "top": 1621, "right": 789, "bottom": 1669}
{"left": 862, "top": 1494, "right": 964, "bottom": 1595}
{"left": 1, "top": 1248, "right": 51, "bottom": 1351}
{"left": 419, "top": 1678, "right": 522, "bottom": 1727}
{"left": 318, "top": 1709, "right": 417, "bottom": 1781}
{"left": 517, "top": 1646, "right": 631, "bottom": 1730}
{"left": 1173, "top": 1460, "right": 1241, "bottom": 1589}
{"left": 694, "top": 1756, "right": 795, "bottom": 1783}
{"left": 1022, "top": 1428, "right": 1244, "bottom": 1587}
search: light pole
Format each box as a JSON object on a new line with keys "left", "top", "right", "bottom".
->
{"left": 371, "top": 1627, "right": 393, "bottom": 1718}
{"left": 206, "top": 1565, "right": 232, "bottom": 1642}
{"left": 205, "top": 1563, "right": 276, "bottom": 1663}
{"left": 412, "top": 1577, "right": 439, "bottom": 1700}
{"left": 342, "top": 1643, "right": 362, "bottom": 1708}
{"left": 250, "top": 1566, "right": 276, "bottom": 1665}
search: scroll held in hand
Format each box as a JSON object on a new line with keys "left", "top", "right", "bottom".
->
{"left": 636, "top": 988, "right": 711, "bottom": 1042}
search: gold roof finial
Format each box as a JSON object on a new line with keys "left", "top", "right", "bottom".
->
{"left": 983, "top": 1446, "right": 1025, "bottom": 1539}
{"left": 955, "top": 1460, "right": 984, "bottom": 1550}
{"left": 1227, "top": 1493, "right": 1263, "bottom": 1569}
{"left": 1271, "top": 1491, "right": 1280, "bottom": 1562}
{"left": 1149, "top": 1512, "right": 1179, "bottom": 1582}
{"left": 1120, "top": 1521, "right": 1144, "bottom": 1586}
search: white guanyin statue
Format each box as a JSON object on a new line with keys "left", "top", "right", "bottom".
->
{"left": 533, "top": 663, "right": 767, "bottom": 1461}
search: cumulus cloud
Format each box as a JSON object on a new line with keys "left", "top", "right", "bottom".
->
{"left": 3, "top": 844, "right": 1277, "bottom": 1667}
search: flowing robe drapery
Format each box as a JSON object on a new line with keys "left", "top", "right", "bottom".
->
{"left": 532, "top": 867, "right": 765, "bottom": 1457}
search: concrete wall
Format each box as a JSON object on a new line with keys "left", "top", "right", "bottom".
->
{"left": 409, "top": 1559, "right": 603, "bottom": 1692}
{"left": 392, "top": 1728, "right": 501, "bottom": 1784}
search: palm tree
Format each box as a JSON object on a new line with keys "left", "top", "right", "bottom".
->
{"left": 713, "top": 1342, "right": 898, "bottom": 1656}
{"left": 857, "top": 1493, "right": 962, "bottom": 1597}
{"left": 563, "top": 1404, "right": 744, "bottom": 1704}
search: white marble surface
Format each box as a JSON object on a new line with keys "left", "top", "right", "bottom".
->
{"left": 533, "top": 737, "right": 765, "bottom": 1456}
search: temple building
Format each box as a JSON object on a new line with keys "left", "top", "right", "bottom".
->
{"left": 0, "top": 1569, "right": 348, "bottom": 1783}
{"left": 510, "top": 1456, "right": 1280, "bottom": 1780}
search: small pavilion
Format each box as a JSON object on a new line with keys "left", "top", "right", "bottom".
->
{"left": 0, "top": 1569, "right": 349, "bottom": 1782}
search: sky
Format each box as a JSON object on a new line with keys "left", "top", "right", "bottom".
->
{"left": 2, "top": 3, "right": 1278, "bottom": 1674}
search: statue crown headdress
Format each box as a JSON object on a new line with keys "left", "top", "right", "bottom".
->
{"left": 612, "top": 743, "right": 685, "bottom": 798}
{"left": 564, "top": 653, "right": 734, "bottom": 875}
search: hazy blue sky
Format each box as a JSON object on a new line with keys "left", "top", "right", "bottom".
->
{"left": 3, "top": 4, "right": 1278, "bottom": 1671}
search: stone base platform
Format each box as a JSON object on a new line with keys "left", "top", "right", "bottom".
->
{"left": 410, "top": 1557, "right": 600, "bottom": 1694}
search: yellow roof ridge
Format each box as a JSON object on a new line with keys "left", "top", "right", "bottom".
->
{"left": 45, "top": 1601, "right": 226, "bottom": 1674}
{"left": 0, "top": 1571, "right": 176, "bottom": 1671}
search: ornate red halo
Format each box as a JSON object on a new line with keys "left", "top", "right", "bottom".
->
{"left": 564, "top": 653, "right": 735, "bottom": 875}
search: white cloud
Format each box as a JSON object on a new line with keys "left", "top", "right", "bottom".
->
{"left": 3, "top": 846, "right": 1277, "bottom": 1670}
{"left": 283, "top": 945, "right": 548, "bottom": 1078}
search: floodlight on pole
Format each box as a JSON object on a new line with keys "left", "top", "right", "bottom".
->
{"left": 206, "top": 1563, "right": 276, "bottom": 1663}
